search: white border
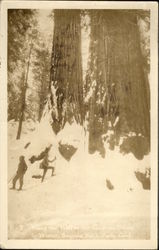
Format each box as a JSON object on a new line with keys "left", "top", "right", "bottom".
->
{"left": 0, "top": 1, "right": 158, "bottom": 249}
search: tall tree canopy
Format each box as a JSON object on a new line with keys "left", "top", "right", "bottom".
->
{"left": 8, "top": 9, "right": 37, "bottom": 121}
{"left": 8, "top": 9, "right": 36, "bottom": 73}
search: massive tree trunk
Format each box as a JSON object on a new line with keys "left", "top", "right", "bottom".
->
{"left": 85, "top": 11, "right": 107, "bottom": 157}
{"left": 50, "top": 10, "right": 83, "bottom": 134}
{"left": 86, "top": 10, "right": 150, "bottom": 157}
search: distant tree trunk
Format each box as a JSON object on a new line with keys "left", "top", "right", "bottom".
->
{"left": 38, "top": 78, "right": 43, "bottom": 122}
{"left": 38, "top": 75, "right": 47, "bottom": 122}
{"left": 16, "top": 42, "right": 33, "bottom": 140}
{"left": 32, "top": 44, "right": 50, "bottom": 123}
{"left": 16, "top": 75, "right": 26, "bottom": 140}
{"left": 86, "top": 10, "right": 150, "bottom": 155}
{"left": 50, "top": 10, "right": 83, "bottom": 134}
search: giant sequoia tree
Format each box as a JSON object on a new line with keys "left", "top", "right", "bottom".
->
{"left": 49, "top": 10, "right": 83, "bottom": 134}
{"left": 85, "top": 10, "right": 150, "bottom": 158}
{"left": 43, "top": 10, "right": 150, "bottom": 159}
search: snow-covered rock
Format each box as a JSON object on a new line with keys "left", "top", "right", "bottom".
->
{"left": 57, "top": 121, "right": 83, "bottom": 161}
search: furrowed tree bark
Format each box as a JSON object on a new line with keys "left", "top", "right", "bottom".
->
{"left": 50, "top": 10, "right": 83, "bottom": 134}
{"left": 86, "top": 10, "right": 150, "bottom": 157}
{"left": 86, "top": 11, "right": 106, "bottom": 157}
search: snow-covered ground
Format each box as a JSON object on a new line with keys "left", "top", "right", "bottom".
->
{"left": 8, "top": 119, "right": 150, "bottom": 239}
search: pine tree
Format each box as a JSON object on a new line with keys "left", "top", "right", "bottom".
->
{"left": 16, "top": 40, "right": 33, "bottom": 139}
{"left": 32, "top": 41, "right": 51, "bottom": 121}
{"left": 8, "top": 9, "right": 39, "bottom": 139}
{"left": 8, "top": 9, "right": 37, "bottom": 123}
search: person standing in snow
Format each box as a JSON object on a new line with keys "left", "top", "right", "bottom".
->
{"left": 40, "top": 146, "right": 56, "bottom": 182}
{"left": 11, "top": 155, "right": 28, "bottom": 191}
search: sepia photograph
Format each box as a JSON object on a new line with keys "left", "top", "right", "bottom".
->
{"left": 0, "top": 1, "right": 158, "bottom": 249}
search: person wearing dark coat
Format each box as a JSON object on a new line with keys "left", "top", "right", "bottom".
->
{"left": 11, "top": 155, "right": 28, "bottom": 191}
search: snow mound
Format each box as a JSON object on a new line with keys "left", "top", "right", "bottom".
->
{"left": 57, "top": 121, "right": 83, "bottom": 148}
{"left": 8, "top": 119, "right": 150, "bottom": 193}
{"left": 8, "top": 120, "right": 150, "bottom": 239}
{"left": 103, "top": 145, "right": 150, "bottom": 191}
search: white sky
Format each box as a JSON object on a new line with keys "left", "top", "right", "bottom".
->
{"left": 37, "top": 10, "right": 53, "bottom": 32}
{"left": 36, "top": 10, "right": 54, "bottom": 50}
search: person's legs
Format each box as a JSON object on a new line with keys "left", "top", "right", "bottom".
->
{"left": 47, "top": 166, "right": 55, "bottom": 176}
{"left": 18, "top": 175, "right": 23, "bottom": 190}
{"left": 41, "top": 168, "right": 47, "bottom": 182}
{"left": 12, "top": 174, "right": 19, "bottom": 189}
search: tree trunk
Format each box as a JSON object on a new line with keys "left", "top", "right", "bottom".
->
{"left": 16, "top": 94, "right": 25, "bottom": 140}
{"left": 16, "top": 42, "right": 33, "bottom": 140}
{"left": 16, "top": 74, "right": 26, "bottom": 140}
{"left": 38, "top": 74, "right": 46, "bottom": 122}
{"left": 86, "top": 11, "right": 106, "bottom": 156}
{"left": 50, "top": 10, "right": 83, "bottom": 133}
{"left": 86, "top": 10, "right": 150, "bottom": 155}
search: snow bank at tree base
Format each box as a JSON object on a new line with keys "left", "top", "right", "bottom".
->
{"left": 8, "top": 119, "right": 150, "bottom": 191}
{"left": 8, "top": 119, "right": 150, "bottom": 239}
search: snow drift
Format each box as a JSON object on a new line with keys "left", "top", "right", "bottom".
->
{"left": 8, "top": 119, "right": 150, "bottom": 239}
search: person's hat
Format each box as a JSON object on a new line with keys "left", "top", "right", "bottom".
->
{"left": 19, "top": 155, "right": 25, "bottom": 160}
